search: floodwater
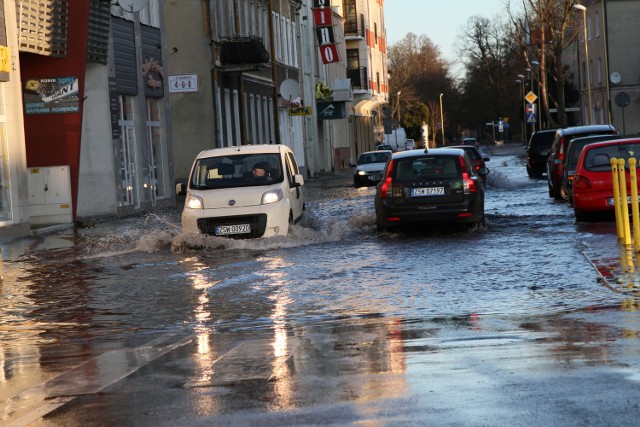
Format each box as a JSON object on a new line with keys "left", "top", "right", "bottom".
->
{"left": 0, "top": 147, "right": 623, "bottom": 342}
{"left": 2, "top": 145, "right": 638, "bottom": 426}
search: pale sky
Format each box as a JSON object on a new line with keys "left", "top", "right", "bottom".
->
{"left": 384, "top": 0, "right": 510, "bottom": 69}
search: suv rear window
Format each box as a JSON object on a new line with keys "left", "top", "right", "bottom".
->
{"left": 529, "top": 131, "right": 556, "bottom": 149}
{"left": 395, "top": 156, "right": 460, "bottom": 181}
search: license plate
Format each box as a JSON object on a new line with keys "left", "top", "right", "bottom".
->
{"left": 215, "top": 224, "right": 251, "bottom": 235}
{"left": 411, "top": 187, "right": 445, "bottom": 197}
{"left": 607, "top": 196, "right": 640, "bottom": 206}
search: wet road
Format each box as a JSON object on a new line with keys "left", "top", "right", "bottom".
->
{"left": 2, "top": 144, "right": 640, "bottom": 426}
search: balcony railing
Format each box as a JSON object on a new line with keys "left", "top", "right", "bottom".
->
{"left": 344, "top": 13, "right": 365, "bottom": 38}
{"left": 347, "top": 67, "right": 368, "bottom": 91}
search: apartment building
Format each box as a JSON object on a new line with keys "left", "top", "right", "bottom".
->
{"left": 574, "top": 0, "right": 640, "bottom": 135}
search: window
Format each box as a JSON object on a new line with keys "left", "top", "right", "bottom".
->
{"left": 597, "top": 58, "right": 602, "bottom": 84}
{"left": 0, "top": 109, "right": 10, "bottom": 221}
{"left": 146, "top": 98, "right": 166, "bottom": 199}
{"left": 374, "top": 23, "right": 378, "bottom": 44}
{"left": 595, "top": 12, "right": 601, "bottom": 37}
{"left": 587, "top": 14, "right": 592, "bottom": 40}
{"left": 347, "top": 49, "right": 359, "bottom": 69}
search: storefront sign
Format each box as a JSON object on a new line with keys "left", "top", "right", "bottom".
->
{"left": 316, "top": 101, "right": 346, "bottom": 120}
{"left": 289, "top": 106, "right": 312, "bottom": 116}
{"left": 0, "top": 45, "right": 10, "bottom": 82}
{"left": 23, "top": 77, "right": 80, "bottom": 115}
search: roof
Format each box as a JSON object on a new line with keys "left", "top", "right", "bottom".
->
{"left": 196, "top": 144, "right": 289, "bottom": 159}
{"left": 558, "top": 124, "right": 617, "bottom": 135}
{"left": 391, "top": 147, "right": 465, "bottom": 160}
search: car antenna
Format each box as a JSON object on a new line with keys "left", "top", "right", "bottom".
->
{"left": 424, "top": 147, "right": 428, "bottom": 154}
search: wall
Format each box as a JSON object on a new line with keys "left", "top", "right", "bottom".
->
{"left": 19, "top": 1, "right": 90, "bottom": 220}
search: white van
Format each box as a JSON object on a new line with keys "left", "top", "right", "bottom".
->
{"left": 180, "top": 144, "right": 305, "bottom": 238}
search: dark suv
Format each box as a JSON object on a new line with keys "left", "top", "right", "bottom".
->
{"left": 526, "top": 129, "right": 558, "bottom": 178}
{"left": 375, "top": 148, "right": 487, "bottom": 232}
{"left": 546, "top": 125, "right": 618, "bottom": 199}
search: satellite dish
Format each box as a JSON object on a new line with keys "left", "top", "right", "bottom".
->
{"left": 279, "top": 79, "right": 299, "bottom": 101}
{"left": 610, "top": 71, "right": 622, "bottom": 85}
{"left": 117, "top": 0, "right": 148, "bottom": 13}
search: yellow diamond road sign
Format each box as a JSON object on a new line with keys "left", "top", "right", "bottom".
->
{"left": 525, "top": 91, "right": 538, "bottom": 104}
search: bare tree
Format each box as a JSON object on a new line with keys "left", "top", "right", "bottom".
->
{"left": 388, "top": 33, "right": 454, "bottom": 145}
{"left": 508, "top": 0, "right": 580, "bottom": 128}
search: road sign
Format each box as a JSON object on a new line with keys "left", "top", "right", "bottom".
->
{"left": 525, "top": 91, "right": 537, "bottom": 104}
{"left": 526, "top": 103, "right": 537, "bottom": 124}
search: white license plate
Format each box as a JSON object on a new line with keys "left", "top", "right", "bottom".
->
{"left": 607, "top": 196, "right": 640, "bottom": 206}
{"left": 215, "top": 224, "right": 251, "bottom": 235}
{"left": 411, "top": 187, "right": 445, "bottom": 197}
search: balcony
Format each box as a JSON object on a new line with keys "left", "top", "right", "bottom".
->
{"left": 344, "top": 13, "right": 365, "bottom": 38}
{"left": 219, "top": 36, "right": 270, "bottom": 65}
{"left": 347, "top": 67, "right": 368, "bottom": 91}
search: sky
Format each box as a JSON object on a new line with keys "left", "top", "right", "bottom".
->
{"left": 384, "top": 0, "right": 510, "bottom": 69}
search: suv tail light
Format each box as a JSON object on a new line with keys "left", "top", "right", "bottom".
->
{"left": 459, "top": 156, "right": 477, "bottom": 194}
{"left": 380, "top": 160, "right": 395, "bottom": 198}
{"left": 558, "top": 136, "right": 565, "bottom": 161}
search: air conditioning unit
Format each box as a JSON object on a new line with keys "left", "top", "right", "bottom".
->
{"left": 27, "top": 166, "right": 73, "bottom": 225}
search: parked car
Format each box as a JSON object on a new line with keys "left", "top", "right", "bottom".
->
{"left": 546, "top": 125, "right": 618, "bottom": 199}
{"left": 448, "top": 145, "right": 490, "bottom": 184}
{"left": 462, "top": 137, "right": 479, "bottom": 147}
{"left": 354, "top": 150, "right": 392, "bottom": 187}
{"left": 562, "top": 134, "right": 622, "bottom": 204}
{"left": 375, "top": 147, "right": 486, "bottom": 232}
{"left": 180, "top": 144, "right": 305, "bottom": 238}
{"left": 376, "top": 144, "right": 394, "bottom": 152}
{"left": 405, "top": 139, "right": 416, "bottom": 150}
{"left": 572, "top": 138, "right": 640, "bottom": 221}
{"left": 526, "top": 129, "right": 558, "bottom": 178}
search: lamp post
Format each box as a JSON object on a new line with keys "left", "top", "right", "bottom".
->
{"left": 439, "top": 93, "right": 444, "bottom": 146}
{"left": 517, "top": 75, "right": 525, "bottom": 143}
{"left": 573, "top": 4, "right": 593, "bottom": 124}
{"left": 396, "top": 91, "right": 402, "bottom": 127}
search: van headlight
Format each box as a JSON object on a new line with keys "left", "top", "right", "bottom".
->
{"left": 357, "top": 170, "right": 366, "bottom": 176}
{"left": 262, "top": 188, "right": 283, "bottom": 205}
{"left": 185, "top": 194, "right": 203, "bottom": 209}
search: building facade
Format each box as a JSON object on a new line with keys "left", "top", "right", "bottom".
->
{"left": 574, "top": 0, "right": 640, "bottom": 135}
{"left": 0, "top": 0, "right": 29, "bottom": 240}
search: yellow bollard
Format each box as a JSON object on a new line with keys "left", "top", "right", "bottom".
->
{"left": 612, "top": 158, "right": 624, "bottom": 239}
{"left": 630, "top": 158, "right": 640, "bottom": 252}
{"left": 618, "top": 158, "right": 632, "bottom": 246}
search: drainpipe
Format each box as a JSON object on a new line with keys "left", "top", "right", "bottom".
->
{"left": 602, "top": 0, "right": 612, "bottom": 125}
{"left": 268, "top": 0, "right": 280, "bottom": 144}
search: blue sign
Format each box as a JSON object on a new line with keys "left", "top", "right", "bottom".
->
{"left": 526, "top": 103, "right": 537, "bottom": 124}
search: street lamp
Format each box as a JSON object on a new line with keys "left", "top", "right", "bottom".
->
{"left": 396, "top": 91, "right": 402, "bottom": 126}
{"left": 439, "top": 93, "right": 444, "bottom": 146}
{"left": 517, "top": 75, "right": 526, "bottom": 143}
{"left": 573, "top": 3, "right": 593, "bottom": 124}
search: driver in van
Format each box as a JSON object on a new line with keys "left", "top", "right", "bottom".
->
{"left": 251, "top": 162, "right": 272, "bottom": 182}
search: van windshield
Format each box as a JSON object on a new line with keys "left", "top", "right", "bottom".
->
{"left": 190, "top": 153, "right": 283, "bottom": 189}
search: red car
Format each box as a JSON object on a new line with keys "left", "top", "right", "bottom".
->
{"left": 572, "top": 138, "right": 640, "bottom": 221}
{"left": 449, "top": 145, "right": 490, "bottom": 184}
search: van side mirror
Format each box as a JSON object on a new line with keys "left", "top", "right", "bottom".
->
{"left": 176, "top": 182, "right": 186, "bottom": 196}
{"left": 292, "top": 174, "right": 304, "bottom": 187}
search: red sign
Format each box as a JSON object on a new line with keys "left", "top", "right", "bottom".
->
{"left": 319, "top": 44, "right": 340, "bottom": 64}
{"left": 313, "top": 8, "right": 332, "bottom": 27}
